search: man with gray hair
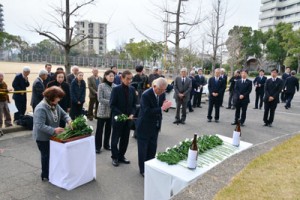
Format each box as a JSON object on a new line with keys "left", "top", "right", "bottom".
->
{"left": 12, "top": 66, "right": 30, "bottom": 121}
{"left": 87, "top": 68, "right": 102, "bottom": 120}
{"left": 173, "top": 68, "right": 192, "bottom": 124}
{"left": 31, "top": 69, "right": 48, "bottom": 111}
{"left": 136, "top": 77, "right": 172, "bottom": 176}
{"left": 66, "top": 65, "right": 79, "bottom": 85}
{"left": 0, "top": 73, "right": 12, "bottom": 127}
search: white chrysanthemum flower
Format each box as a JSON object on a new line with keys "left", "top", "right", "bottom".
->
{"left": 114, "top": 116, "right": 118, "bottom": 120}
{"left": 166, "top": 147, "right": 170, "bottom": 151}
{"left": 173, "top": 145, "right": 177, "bottom": 148}
{"left": 185, "top": 138, "right": 189, "bottom": 142}
{"left": 90, "top": 126, "right": 94, "bottom": 131}
{"left": 83, "top": 115, "right": 88, "bottom": 121}
{"left": 179, "top": 142, "right": 182, "bottom": 146}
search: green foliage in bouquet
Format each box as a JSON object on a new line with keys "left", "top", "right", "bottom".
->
{"left": 156, "top": 135, "right": 223, "bottom": 165}
{"left": 55, "top": 115, "right": 93, "bottom": 140}
{"left": 114, "top": 114, "right": 128, "bottom": 122}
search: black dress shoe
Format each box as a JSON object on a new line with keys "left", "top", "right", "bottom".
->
{"left": 104, "top": 146, "right": 111, "bottom": 150}
{"left": 140, "top": 172, "right": 144, "bottom": 177}
{"left": 231, "top": 122, "right": 237, "bottom": 125}
{"left": 285, "top": 106, "right": 288, "bottom": 109}
{"left": 119, "top": 158, "right": 130, "bottom": 164}
{"left": 198, "top": 105, "right": 202, "bottom": 108}
{"left": 112, "top": 159, "right": 119, "bottom": 167}
{"left": 173, "top": 120, "right": 180, "bottom": 124}
{"left": 96, "top": 149, "right": 101, "bottom": 154}
{"left": 189, "top": 109, "right": 194, "bottom": 112}
{"left": 226, "top": 107, "right": 231, "bottom": 109}
{"left": 263, "top": 123, "right": 268, "bottom": 126}
{"left": 215, "top": 119, "right": 219, "bottom": 123}
{"left": 253, "top": 107, "right": 258, "bottom": 109}
{"left": 268, "top": 123, "right": 272, "bottom": 127}
{"left": 241, "top": 123, "right": 245, "bottom": 127}
{"left": 259, "top": 107, "right": 262, "bottom": 110}
{"left": 231, "top": 107, "right": 236, "bottom": 110}
{"left": 207, "top": 119, "right": 212, "bottom": 122}
{"left": 180, "top": 120, "right": 185, "bottom": 125}
{"left": 41, "top": 174, "right": 49, "bottom": 181}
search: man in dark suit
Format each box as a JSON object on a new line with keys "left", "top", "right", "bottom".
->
{"left": 173, "top": 68, "right": 192, "bottom": 124}
{"left": 12, "top": 66, "right": 30, "bottom": 121}
{"left": 188, "top": 70, "right": 197, "bottom": 112}
{"left": 31, "top": 70, "right": 48, "bottom": 111}
{"left": 87, "top": 68, "right": 102, "bottom": 120}
{"left": 253, "top": 69, "right": 267, "bottom": 109}
{"left": 281, "top": 66, "right": 291, "bottom": 103}
{"left": 110, "top": 70, "right": 136, "bottom": 167}
{"left": 220, "top": 68, "right": 228, "bottom": 107}
{"left": 263, "top": 69, "right": 284, "bottom": 127}
{"left": 148, "top": 67, "right": 160, "bottom": 86}
{"left": 207, "top": 68, "right": 225, "bottom": 122}
{"left": 43, "top": 63, "right": 55, "bottom": 87}
{"left": 136, "top": 78, "right": 172, "bottom": 176}
{"left": 193, "top": 68, "right": 206, "bottom": 108}
{"left": 226, "top": 70, "right": 240, "bottom": 109}
{"left": 66, "top": 66, "right": 79, "bottom": 85}
{"left": 284, "top": 70, "right": 299, "bottom": 109}
{"left": 231, "top": 70, "right": 252, "bottom": 126}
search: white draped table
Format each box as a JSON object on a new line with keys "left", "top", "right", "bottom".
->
{"left": 144, "top": 135, "right": 252, "bottom": 200}
{"left": 49, "top": 136, "right": 96, "bottom": 190}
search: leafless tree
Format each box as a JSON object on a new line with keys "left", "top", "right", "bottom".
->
{"left": 226, "top": 31, "right": 242, "bottom": 76}
{"left": 32, "top": 0, "right": 96, "bottom": 74}
{"left": 163, "top": 0, "right": 205, "bottom": 69}
{"left": 207, "top": 0, "right": 227, "bottom": 72}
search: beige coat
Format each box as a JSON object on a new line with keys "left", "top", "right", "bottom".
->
{"left": 88, "top": 75, "right": 103, "bottom": 98}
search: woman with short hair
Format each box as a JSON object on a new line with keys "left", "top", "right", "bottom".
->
{"left": 33, "top": 86, "right": 72, "bottom": 181}
{"left": 70, "top": 71, "right": 86, "bottom": 120}
{"left": 95, "top": 70, "right": 115, "bottom": 153}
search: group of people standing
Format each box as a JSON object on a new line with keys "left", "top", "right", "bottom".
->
{"left": 171, "top": 66, "right": 299, "bottom": 129}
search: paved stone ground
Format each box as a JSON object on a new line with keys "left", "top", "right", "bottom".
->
{"left": 0, "top": 90, "right": 299, "bottom": 200}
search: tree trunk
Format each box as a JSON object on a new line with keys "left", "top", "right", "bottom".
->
{"left": 175, "top": 0, "right": 182, "bottom": 70}
{"left": 65, "top": 0, "right": 71, "bottom": 75}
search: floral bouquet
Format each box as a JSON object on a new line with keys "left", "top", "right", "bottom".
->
{"left": 53, "top": 115, "right": 93, "bottom": 142}
{"left": 114, "top": 114, "right": 129, "bottom": 122}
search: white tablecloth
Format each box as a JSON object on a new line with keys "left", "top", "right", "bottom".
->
{"left": 49, "top": 136, "right": 96, "bottom": 190}
{"left": 144, "top": 135, "right": 252, "bottom": 200}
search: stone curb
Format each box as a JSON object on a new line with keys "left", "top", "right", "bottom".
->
{"left": 172, "top": 132, "right": 300, "bottom": 200}
{"left": 0, "top": 125, "right": 26, "bottom": 135}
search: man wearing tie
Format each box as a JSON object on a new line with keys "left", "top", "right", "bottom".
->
{"left": 263, "top": 69, "right": 283, "bottom": 127}
{"left": 136, "top": 78, "right": 172, "bottom": 177}
{"left": 253, "top": 69, "right": 267, "bottom": 109}
{"left": 173, "top": 68, "right": 192, "bottom": 125}
{"left": 207, "top": 68, "right": 225, "bottom": 122}
{"left": 193, "top": 68, "right": 206, "bottom": 108}
{"left": 231, "top": 70, "right": 252, "bottom": 126}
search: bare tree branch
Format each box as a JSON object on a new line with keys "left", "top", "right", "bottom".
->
{"left": 69, "top": 0, "right": 96, "bottom": 16}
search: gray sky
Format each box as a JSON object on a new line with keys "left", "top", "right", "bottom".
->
{"left": 1, "top": 0, "right": 261, "bottom": 51}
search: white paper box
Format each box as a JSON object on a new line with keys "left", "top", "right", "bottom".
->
{"left": 8, "top": 102, "right": 18, "bottom": 113}
{"left": 49, "top": 136, "right": 96, "bottom": 190}
{"left": 232, "top": 131, "right": 240, "bottom": 147}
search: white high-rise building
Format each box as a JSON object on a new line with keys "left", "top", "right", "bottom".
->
{"left": 75, "top": 20, "right": 107, "bottom": 55}
{"left": 0, "top": 4, "right": 4, "bottom": 32}
{"left": 259, "top": 0, "right": 300, "bottom": 32}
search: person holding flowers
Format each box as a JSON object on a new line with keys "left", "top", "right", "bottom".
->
{"left": 95, "top": 70, "right": 115, "bottom": 154}
{"left": 33, "top": 86, "right": 72, "bottom": 181}
{"left": 110, "top": 70, "right": 136, "bottom": 167}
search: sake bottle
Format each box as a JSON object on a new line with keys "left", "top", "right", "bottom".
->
{"left": 187, "top": 133, "right": 198, "bottom": 169}
{"left": 232, "top": 120, "right": 241, "bottom": 147}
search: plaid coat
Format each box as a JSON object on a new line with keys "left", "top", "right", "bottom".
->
{"left": 97, "top": 82, "right": 115, "bottom": 118}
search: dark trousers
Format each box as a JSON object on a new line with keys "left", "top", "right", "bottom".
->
{"left": 227, "top": 91, "right": 235, "bottom": 108}
{"left": 220, "top": 91, "right": 225, "bottom": 106}
{"left": 137, "top": 133, "right": 158, "bottom": 174}
{"left": 36, "top": 140, "right": 50, "bottom": 179}
{"left": 70, "top": 103, "right": 83, "bottom": 120}
{"left": 111, "top": 121, "right": 131, "bottom": 160}
{"left": 255, "top": 91, "right": 264, "bottom": 109}
{"left": 235, "top": 100, "right": 248, "bottom": 123}
{"left": 207, "top": 97, "right": 220, "bottom": 120}
{"left": 95, "top": 117, "right": 111, "bottom": 150}
{"left": 281, "top": 91, "right": 286, "bottom": 102}
{"left": 175, "top": 99, "right": 188, "bottom": 122}
{"left": 263, "top": 101, "right": 278, "bottom": 124}
{"left": 88, "top": 97, "right": 98, "bottom": 118}
{"left": 187, "top": 92, "right": 194, "bottom": 110}
{"left": 285, "top": 93, "right": 295, "bottom": 108}
{"left": 14, "top": 98, "right": 26, "bottom": 121}
{"left": 193, "top": 88, "right": 203, "bottom": 107}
